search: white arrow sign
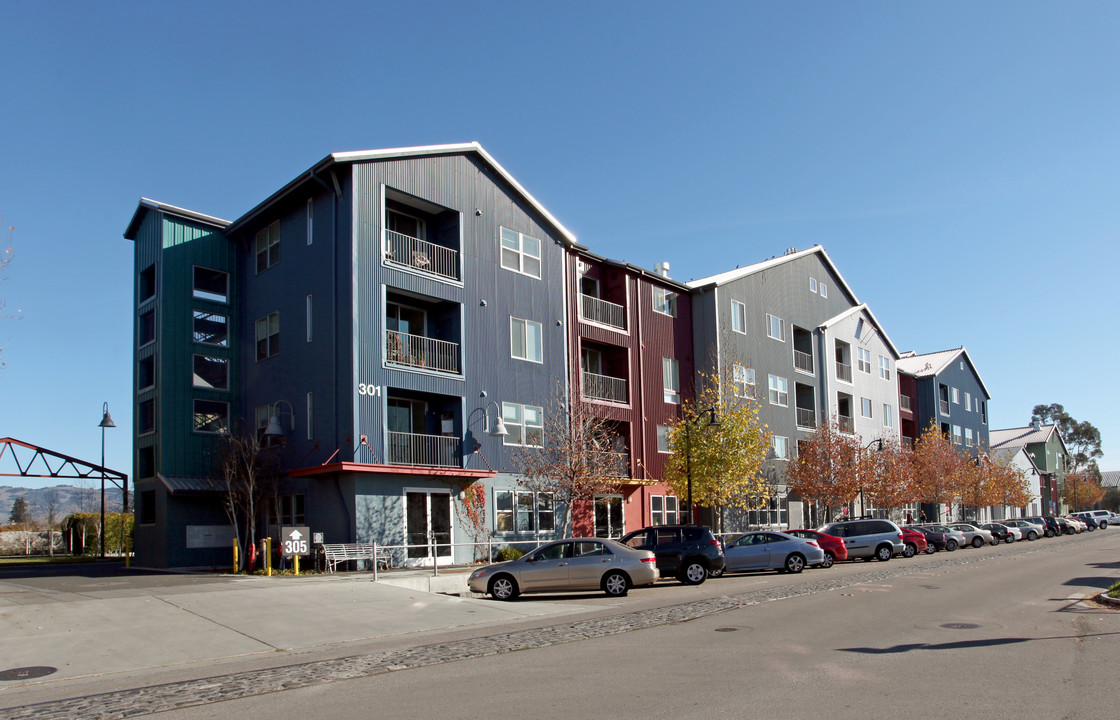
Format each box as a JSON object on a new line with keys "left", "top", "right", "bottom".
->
{"left": 288, "top": 530, "right": 303, "bottom": 540}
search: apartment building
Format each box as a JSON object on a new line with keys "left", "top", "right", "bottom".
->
{"left": 896, "top": 347, "right": 991, "bottom": 452}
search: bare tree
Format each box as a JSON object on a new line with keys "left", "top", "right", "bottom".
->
{"left": 213, "top": 424, "right": 280, "bottom": 570}
{"left": 1, "top": 217, "right": 20, "bottom": 368}
{"left": 42, "top": 487, "right": 60, "bottom": 557}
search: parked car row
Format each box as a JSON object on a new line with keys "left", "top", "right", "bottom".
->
{"left": 469, "top": 513, "right": 1115, "bottom": 600}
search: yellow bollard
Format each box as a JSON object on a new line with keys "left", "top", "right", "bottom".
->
{"left": 233, "top": 540, "right": 239, "bottom": 573}
{"left": 266, "top": 538, "right": 272, "bottom": 577}
{"left": 294, "top": 554, "right": 300, "bottom": 576}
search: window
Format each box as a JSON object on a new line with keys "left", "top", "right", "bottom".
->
{"left": 306, "top": 295, "right": 313, "bottom": 343}
{"left": 951, "top": 387, "right": 960, "bottom": 404}
{"left": 965, "top": 428, "right": 975, "bottom": 447}
{"left": 732, "top": 363, "right": 755, "bottom": 397}
{"left": 256, "top": 312, "right": 280, "bottom": 361}
{"left": 139, "top": 265, "right": 156, "bottom": 304}
{"left": 819, "top": 283, "right": 828, "bottom": 298}
{"left": 857, "top": 347, "right": 872, "bottom": 374}
{"left": 306, "top": 392, "right": 314, "bottom": 440}
{"left": 274, "top": 494, "right": 306, "bottom": 525}
{"left": 952, "top": 425, "right": 963, "bottom": 444}
{"left": 193, "top": 310, "right": 228, "bottom": 346}
{"left": 731, "top": 300, "right": 747, "bottom": 334}
{"left": 255, "top": 221, "right": 280, "bottom": 272}
{"left": 193, "top": 400, "right": 228, "bottom": 434}
{"left": 883, "top": 404, "right": 894, "bottom": 428}
{"left": 138, "top": 356, "right": 155, "bottom": 390}
{"left": 139, "top": 310, "right": 155, "bottom": 347}
{"left": 861, "top": 397, "right": 873, "bottom": 418}
{"left": 254, "top": 405, "right": 280, "bottom": 446}
{"left": 878, "top": 355, "right": 891, "bottom": 380}
{"left": 502, "top": 403, "right": 544, "bottom": 447}
{"left": 964, "top": 391, "right": 971, "bottom": 410}
{"left": 767, "top": 314, "right": 785, "bottom": 341}
{"left": 306, "top": 199, "right": 314, "bottom": 245}
{"left": 653, "top": 287, "right": 677, "bottom": 317}
{"left": 510, "top": 317, "right": 543, "bottom": 363}
{"left": 499, "top": 227, "right": 541, "bottom": 278}
{"left": 981, "top": 402, "right": 987, "bottom": 424}
{"left": 772, "top": 436, "right": 789, "bottom": 460}
{"left": 138, "top": 446, "right": 154, "bottom": 478}
{"left": 651, "top": 495, "right": 679, "bottom": 526}
{"left": 495, "top": 490, "right": 553, "bottom": 532}
{"left": 192, "top": 355, "right": 228, "bottom": 390}
{"left": 656, "top": 425, "right": 671, "bottom": 453}
{"left": 139, "top": 490, "right": 156, "bottom": 525}
{"left": 809, "top": 277, "right": 817, "bottom": 293}
{"left": 662, "top": 358, "right": 680, "bottom": 404}
{"left": 768, "top": 374, "right": 788, "bottom": 406}
{"left": 193, "top": 267, "right": 228, "bottom": 303}
{"left": 139, "top": 399, "right": 155, "bottom": 435}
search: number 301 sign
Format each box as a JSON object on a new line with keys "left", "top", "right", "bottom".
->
{"left": 281, "top": 526, "right": 311, "bottom": 556}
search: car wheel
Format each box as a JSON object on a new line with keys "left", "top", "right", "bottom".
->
{"left": 820, "top": 552, "right": 835, "bottom": 569}
{"left": 1100, "top": 521, "right": 1108, "bottom": 530}
{"left": 925, "top": 544, "right": 937, "bottom": 554}
{"left": 990, "top": 537, "right": 1000, "bottom": 546}
{"left": 946, "top": 539, "right": 958, "bottom": 551}
{"left": 1045, "top": 529, "right": 1055, "bottom": 538}
{"left": 785, "top": 554, "right": 806, "bottom": 573}
{"left": 489, "top": 575, "right": 519, "bottom": 601}
{"left": 875, "top": 544, "right": 893, "bottom": 562}
{"left": 902, "top": 543, "right": 916, "bottom": 558}
{"left": 972, "top": 536, "right": 984, "bottom": 548}
{"left": 602, "top": 570, "right": 630, "bottom": 597}
{"left": 679, "top": 560, "right": 707, "bottom": 585}
{"left": 1027, "top": 530, "right": 1038, "bottom": 541}
{"left": 708, "top": 566, "right": 725, "bottom": 578}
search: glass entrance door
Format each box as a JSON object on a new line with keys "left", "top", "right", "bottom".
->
{"left": 594, "top": 494, "right": 624, "bottom": 539}
{"left": 405, "top": 490, "right": 453, "bottom": 565}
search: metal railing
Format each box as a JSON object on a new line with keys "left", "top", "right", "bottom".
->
{"left": 796, "top": 407, "right": 816, "bottom": 428}
{"left": 901, "top": 436, "right": 914, "bottom": 450}
{"left": 579, "top": 294, "right": 626, "bottom": 330}
{"left": 794, "top": 350, "right": 814, "bottom": 374}
{"left": 836, "top": 361, "right": 852, "bottom": 382}
{"left": 385, "top": 330, "right": 460, "bottom": 374}
{"left": 387, "top": 431, "right": 462, "bottom": 468}
{"left": 594, "top": 451, "right": 631, "bottom": 477}
{"left": 939, "top": 399, "right": 950, "bottom": 415}
{"left": 900, "top": 395, "right": 912, "bottom": 411}
{"left": 582, "top": 370, "right": 628, "bottom": 403}
{"left": 384, "top": 229, "right": 460, "bottom": 282}
{"left": 838, "top": 415, "right": 855, "bottom": 434}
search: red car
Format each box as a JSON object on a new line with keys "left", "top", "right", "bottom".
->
{"left": 898, "top": 526, "right": 928, "bottom": 557}
{"left": 784, "top": 529, "right": 847, "bottom": 568}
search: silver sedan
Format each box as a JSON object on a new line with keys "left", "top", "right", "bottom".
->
{"left": 468, "top": 538, "right": 658, "bottom": 600}
{"left": 723, "top": 531, "right": 825, "bottom": 574}
{"left": 946, "top": 522, "right": 994, "bottom": 548}
{"left": 1003, "top": 519, "right": 1044, "bottom": 540}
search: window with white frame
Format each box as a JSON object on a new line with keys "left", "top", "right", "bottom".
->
{"left": 306, "top": 199, "right": 314, "bottom": 245}
{"left": 981, "top": 402, "right": 987, "bottom": 424}
{"left": 965, "top": 428, "right": 974, "bottom": 447}
{"left": 656, "top": 425, "right": 671, "bottom": 453}
{"left": 878, "top": 355, "right": 890, "bottom": 380}
{"left": 861, "top": 397, "right": 873, "bottom": 418}
{"left": 651, "top": 495, "right": 679, "bottom": 526}
{"left": 255, "top": 221, "right": 280, "bottom": 273}
{"left": 495, "top": 490, "right": 554, "bottom": 533}
{"left": 951, "top": 387, "right": 960, "bottom": 404}
{"left": 732, "top": 363, "right": 755, "bottom": 397}
{"left": 502, "top": 403, "right": 544, "bottom": 447}
{"left": 964, "top": 391, "right": 971, "bottom": 410}
{"left": 653, "top": 287, "right": 677, "bottom": 317}
{"left": 662, "top": 358, "right": 680, "bottom": 404}
{"left": 772, "top": 435, "right": 789, "bottom": 460}
{"left": 731, "top": 300, "right": 747, "bottom": 334}
{"left": 510, "top": 317, "right": 543, "bottom": 363}
{"left": 193, "top": 400, "right": 228, "bottom": 434}
{"left": 767, "top": 313, "right": 785, "bottom": 341}
{"left": 809, "top": 277, "right": 817, "bottom": 293}
{"left": 768, "top": 374, "right": 788, "bottom": 406}
{"left": 256, "top": 312, "right": 279, "bottom": 361}
{"left": 499, "top": 227, "right": 542, "bottom": 278}
{"left": 306, "top": 295, "right": 313, "bottom": 343}
{"left": 193, "top": 267, "right": 228, "bottom": 303}
{"left": 883, "top": 403, "right": 894, "bottom": 428}
{"left": 857, "top": 347, "right": 872, "bottom": 374}
{"left": 820, "top": 283, "right": 828, "bottom": 298}
{"left": 952, "top": 425, "right": 963, "bottom": 444}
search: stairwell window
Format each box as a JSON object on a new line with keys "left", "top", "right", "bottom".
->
{"left": 255, "top": 221, "right": 280, "bottom": 273}
{"left": 500, "top": 227, "right": 541, "bottom": 278}
{"left": 193, "top": 400, "right": 229, "bottom": 434}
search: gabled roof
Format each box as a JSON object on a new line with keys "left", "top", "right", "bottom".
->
{"left": 685, "top": 245, "right": 859, "bottom": 303}
{"left": 895, "top": 347, "right": 991, "bottom": 399}
{"left": 124, "top": 198, "right": 231, "bottom": 240}
{"left": 226, "top": 142, "right": 577, "bottom": 245}
{"left": 991, "top": 446, "right": 1042, "bottom": 475}
{"left": 989, "top": 424, "right": 1064, "bottom": 452}
{"left": 817, "top": 303, "right": 902, "bottom": 359}
{"left": 1100, "top": 470, "right": 1119, "bottom": 488}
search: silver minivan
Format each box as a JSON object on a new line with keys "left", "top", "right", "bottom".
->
{"left": 818, "top": 519, "right": 905, "bottom": 561}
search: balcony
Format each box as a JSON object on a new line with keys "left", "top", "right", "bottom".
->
{"left": 939, "top": 400, "right": 950, "bottom": 416}
{"left": 580, "top": 294, "right": 626, "bottom": 330}
{"left": 901, "top": 436, "right": 914, "bottom": 450}
{"left": 794, "top": 350, "right": 814, "bottom": 374}
{"left": 595, "top": 451, "right": 631, "bottom": 478}
{"left": 838, "top": 415, "right": 855, "bottom": 434}
{"left": 386, "top": 330, "right": 460, "bottom": 374}
{"left": 582, "top": 370, "right": 628, "bottom": 403}
{"left": 384, "top": 229, "right": 460, "bottom": 282}
{"left": 900, "top": 395, "right": 912, "bottom": 411}
{"left": 387, "top": 431, "right": 462, "bottom": 468}
{"left": 796, "top": 407, "right": 816, "bottom": 429}
{"left": 836, "top": 362, "right": 853, "bottom": 383}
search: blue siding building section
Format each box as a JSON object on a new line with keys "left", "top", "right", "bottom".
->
{"left": 897, "top": 347, "right": 991, "bottom": 454}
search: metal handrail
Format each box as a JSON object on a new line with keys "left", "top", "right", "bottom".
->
{"left": 794, "top": 350, "right": 814, "bottom": 374}
{"left": 796, "top": 407, "right": 816, "bottom": 428}
{"left": 838, "top": 415, "right": 855, "bottom": 434}
{"left": 579, "top": 294, "right": 626, "bottom": 329}
{"left": 387, "top": 431, "right": 461, "bottom": 468}
{"left": 385, "top": 330, "right": 460, "bottom": 374}
{"left": 836, "top": 362, "right": 852, "bottom": 382}
{"left": 582, "top": 370, "right": 628, "bottom": 403}
{"left": 384, "top": 229, "right": 460, "bottom": 281}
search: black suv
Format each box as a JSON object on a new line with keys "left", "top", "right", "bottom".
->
{"left": 619, "top": 525, "right": 725, "bottom": 585}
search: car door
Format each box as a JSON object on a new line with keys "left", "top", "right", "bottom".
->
{"left": 519, "top": 542, "right": 572, "bottom": 591}
{"left": 841, "top": 522, "right": 871, "bottom": 558}
{"left": 652, "top": 527, "right": 683, "bottom": 574}
{"left": 567, "top": 540, "right": 615, "bottom": 589}
{"left": 725, "top": 533, "right": 769, "bottom": 571}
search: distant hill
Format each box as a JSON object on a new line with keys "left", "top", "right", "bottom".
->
{"left": 0, "top": 484, "right": 122, "bottom": 524}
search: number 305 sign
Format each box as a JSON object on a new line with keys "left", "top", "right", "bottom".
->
{"left": 281, "top": 526, "right": 311, "bottom": 557}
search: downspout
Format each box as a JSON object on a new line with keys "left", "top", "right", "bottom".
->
{"left": 632, "top": 274, "right": 644, "bottom": 529}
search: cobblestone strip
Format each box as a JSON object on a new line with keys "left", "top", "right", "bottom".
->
{"left": 1, "top": 534, "right": 1092, "bottom": 719}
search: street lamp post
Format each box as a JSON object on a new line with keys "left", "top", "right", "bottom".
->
{"left": 684, "top": 406, "right": 719, "bottom": 524}
{"left": 99, "top": 402, "right": 116, "bottom": 559}
{"left": 859, "top": 438, "right": 882, "bottom": 519}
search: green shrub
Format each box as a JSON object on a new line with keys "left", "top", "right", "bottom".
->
{"left": 496, "top": 545, "right": 525, "bottom": 562}
{"left": 1108, "top": 581, "right": 1120, "bottom": 599}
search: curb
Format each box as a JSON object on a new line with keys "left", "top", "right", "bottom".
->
{"left": 1094, "top": 591, "right": 1120, "bottom": 608}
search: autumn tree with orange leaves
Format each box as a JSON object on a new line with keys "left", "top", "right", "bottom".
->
{"left": 860, "top": 439, "right": 917, "bottom": 516}
{"left": 985, "top": 452, "right": 1032, "bottom": 511}
{"left": 909, "top": 422, "right": 971, "bottom": 521}
{"left": 1063, "top": 471, "right": 1104, "bottom": 512}
{"left": 786, "top": 419, "right": 861, "bottom": 523}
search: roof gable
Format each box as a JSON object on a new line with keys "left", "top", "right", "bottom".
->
{"left": 895, "top": 346, "right": 991, "bottom": 398}
{"left": 818, "top": 303, "right": 902, "bottom": 358}
{"left": 686, "top": 246, "right": 859, "bottom": 304}
{"left": 124, "top": 198, "right": 230, "bottom": 240}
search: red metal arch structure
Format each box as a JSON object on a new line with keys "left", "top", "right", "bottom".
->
{"left": 0, "top": 437, "right": 129, "bottom": 508}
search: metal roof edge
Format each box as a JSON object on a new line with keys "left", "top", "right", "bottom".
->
{"left": 817, "top": 303, "right": 901, "bottom": 358}
{"left": 124, "top": 198, "right": 231, "bottom": 240}
{"left": 685, "top": 246, "right": 861, "bottom": 306}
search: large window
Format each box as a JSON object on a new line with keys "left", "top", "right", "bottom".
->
{"left": 651, "top": 495, "right": 679, "bottom": 526}
{"left": 861, "top": 397, "right": 873, "bottom": 418}
{"left": 772, "top": 435, "right": 789, "bottom": 460}
{"left": 193, "top": 400, "right": 228, "bottom": 434}
{"left": 139, "top": 399, "right": 155, "bottom": 435}
{"left": 768, "top": 374, "right": 788, "bottom": 406}
{"left": 951, "top": 387, "right": 960, "bottom": 404}
{"left": 883, "top": 404, "right": 894, "bottom": 428}
{"left": 662, "top": 358, "right": 680, "bottom": 404}
{"left": 965, "top": 428, "right": 975, "bottom": 447}
{"left": 952, "top": 425, "right": 963, "bottom": 444}
{"left": 656, "top": 425, "right": 671, "bottom": 453}
{"left": 500, "top": 227, "right": 541, "bottom": 278}
{"left": 731, "top": 300, "right": 747, "bottom": 334}
{"left": 138, "top": 356, "right": 155, "bottom": 390}
{"left": 653, "top": 287, "right": 677, "bottom": 317}
{"left": 495, "top": 490, "right": 554, "bottom": 533}
{"left": 502, "top": 403, "right": 544, "bottom": 447}
{"left": 274, "top": 494, "right": 306, "bottom": 525}
{"left": 732, "top": 363, "right": 756, "bottom": 397}
{"left": 767, "top": 314, "right": 785, "bottom": 341}
{"left": 193, "top": 310, "right": 228, "bottom": 346}
{"left": 193, "top": 267, "right": 228, "bottom": 303}
{"left": 139, "top": 310, "right": 155, "bottom": 346}
{"left": 510, "top": 317, "right": 543, "bottom": 363}
{"left": 139, "top": 265, "right": 156, "bottom": 304}
{"left": 192, "top": 355, "right": 228, "bottom": 390}
{"left": 256, "top": 312, "right": 280, "bottom": 361}
{"left": 857, "top": 347, "right": 872, "bottom": 374}
{"left": 878, "top": 355, "right": 891, "bottom": 380}
{"left": 255, "top": 221, "right": 280, "bottom": 272}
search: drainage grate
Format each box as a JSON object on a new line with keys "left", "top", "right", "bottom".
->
{"left": 0, "top": 666, "right": 57, "bottom": 682}
{"left": 940, "top": 623, "right": 980, "bottom": 630}
{"left": 714, "top": 627, "right": 739, "bottom": 632}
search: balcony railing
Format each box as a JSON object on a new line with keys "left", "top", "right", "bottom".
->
{"left": 384, "top": 230, "right": 460, "bottom": 282}
{"left": 386, "top": 330, "right": 460, "bottom": 374}
{"left": 939, "top": 399, "right": 950, "bottom": 416}
{"left": 579, "top": 294, "right": 626, "bottom": 330}
{"left": 838, "top": 415, "right": 855, "bottom": 434}
{"left": 595, "top": 451, "right": 631, "bottom": 478}
{"left": 387, "top": 431, "right": 461, "bottom": 468}
{"left": 794, "top": 350, "right": 814, "bottom": 374}
{"left": 582, "top": 370, "right": 628, "bottom": 403}
{"left": 900, "top": 395, "right": 912, "bottom": 411}
{"left": 796, "top": 407, "right": 816, "bottom": 429}
{"left": 901, "top": 436, "right": 914, "bottom": 450}
{"left": 836, "top": 361, "right": 852, "bottom": 383}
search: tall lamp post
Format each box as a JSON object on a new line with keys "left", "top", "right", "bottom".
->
{"left": 684, "top": 406, "right": 719, "bottom": 524}
{"left": 99, "top": 402, "right": 116, "bottom": 559}
{"left": 858, "top": 438, "right": 882, "bottom": 519}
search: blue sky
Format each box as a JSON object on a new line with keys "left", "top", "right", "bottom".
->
{"left": 1, "top": 1, "right": 1117, "bottom": 487}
